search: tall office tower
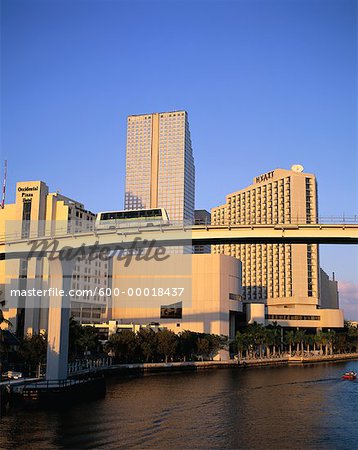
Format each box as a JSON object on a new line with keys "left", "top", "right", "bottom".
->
{"left": 124, "top": 111, "right": 195, "bottom": 224}
{"left": 211, "top": 166, "right": 343, "bottom": 329}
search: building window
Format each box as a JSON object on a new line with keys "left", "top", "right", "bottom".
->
{"left": 160, "top": 301, "right": 182, "bottom": 319}
{"left": 21, "top": 200, "right": 32, "bottom": 238}
{"left": 266, "top": 314, "right": 320, "bottom": 321}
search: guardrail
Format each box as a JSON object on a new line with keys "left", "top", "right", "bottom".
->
{"left": 1, "top": 216, "right": 357, "bottom": 244}
{"left": 22, "top": 378, "right": 89, "bottom": 390}
{"left": 68, "top": 357, "right": 113, "bottom": 375}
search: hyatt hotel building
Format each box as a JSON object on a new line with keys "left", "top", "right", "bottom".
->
{"left": 212, "top": 167, "right": 343, "bottom": 330}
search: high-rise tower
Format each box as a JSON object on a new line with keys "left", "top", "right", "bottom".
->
{"left": 124, "top": 111, "right": 195, "bottom": 224}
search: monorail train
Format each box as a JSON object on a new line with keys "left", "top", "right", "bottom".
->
{"left": 95, "top": 208, "right": 170, "bottom": 229}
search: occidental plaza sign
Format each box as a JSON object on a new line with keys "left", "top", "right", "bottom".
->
{"left": 17, "top": 186, "right": 39, "bottom": 198}
{"left": 255, "top": 170, "right": 274, "bottom": 184}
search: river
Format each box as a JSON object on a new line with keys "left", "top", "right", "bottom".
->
{"left": 1, "top": 360, "right": 357, "bottom": 449}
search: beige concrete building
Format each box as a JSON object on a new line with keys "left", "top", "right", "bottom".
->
{"left": 193, "top": 209, "right": 211, "bottom": 254}
{"left": 319, "top": 269, "right": 339, "bottom": 310}
{"left": 124, "top": 111, "right": 195, "bottom": 224}
{"left": 111, "top": 254, "right": 242, "bottom": 338}
{"left": 211, "top": 166, "right": 343, "bottom": 329}
{"left": 0, "top": 181, "right": 110, "bottom": 336}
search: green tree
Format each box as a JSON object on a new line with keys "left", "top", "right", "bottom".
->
{"left": 68, "top": 316, "right": 84, "bottom": 358}
{"left": 156, "top": 329, "right": 178, "bottom": 363}
{"left": 235, "top": 331, "right": 247, "bottom": 360}
{"left": 336, "top": 332, "right": 347, "bottom": 354}
{"left": 106, "top": 330, "right": 137, "bottom": 363}
{"left": 77, "top": 326, "right": 100, "bottom": 355}
{"left": 178, "top": 330, "right": 198, "bottom": 362}
{"left": 347, "top": 323, "right": 358, "bottom": 352}
{"left": 205, "top": 333, "right": 227, "bottom": 360}
{"left": 196, "top": 337, "right": 210, "bottom": 361}
{"left": 137, "top": 328, "right": 157, "bottom": 362}
{"left": 19, "top": 333, "right": 47, "bottom": 376}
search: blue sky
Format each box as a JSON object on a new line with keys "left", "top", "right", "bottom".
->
{"left": 1, "top": 0, "right": 357, "bottom": 317}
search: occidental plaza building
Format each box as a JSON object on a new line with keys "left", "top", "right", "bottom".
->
{"left": 0, "top": 181, "right": 110, "bottom": 336}
{"left": 211, "top": 166, "right": 343, "bottom": 330}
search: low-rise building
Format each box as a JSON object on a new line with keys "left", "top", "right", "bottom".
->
{"left": 111, "top": 254, "right": 243, "bottom": 339}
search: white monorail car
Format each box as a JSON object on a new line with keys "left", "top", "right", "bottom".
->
{"left": 95, "top": 208, "right": 170, "bottom": 229}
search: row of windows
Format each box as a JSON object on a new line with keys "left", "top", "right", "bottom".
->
{"left": 266, "top": 314, "right": 320, "bottom": 321}
{"left": 74, "top": 261, "right": 108, "bottom": 269}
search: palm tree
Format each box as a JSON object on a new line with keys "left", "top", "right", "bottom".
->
{"left": 326, "top": 330, "right": 336, "bottom": 355}
{"left": 263, "top": 328, "right": 273, "bottom": 358}
{"left": 312, "top": 333, "right": 318, "bottom": 352}
{"left": 294, "top": 329, "right": 306, "bottom": 355}
{"left": 256, "top": 327, "right": 265, "bottom": 359}
{"left": 285, "top": 331, "right": 295, "bottom": 356}
{"left": 249, "top": 322, "right": 265, "bottom": 359}
{"left": 321, "top": 332, "right": 329, "bottom": 356}
{"left": 270, "top": 323, "right": 281, "bottom": 357}
{"left": 315, "top": 331, "right": 324, "bottom": 355}
{"left": 243, "top": 325, "right": 256, "bottom": 359}
{"left": 235, "top": 331, "right": 247, "bottom": 360}
{"left": 305, "top": 334, "right": 313, "bottom": 354}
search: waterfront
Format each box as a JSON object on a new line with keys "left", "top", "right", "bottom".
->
{"left": 1, "top": 360, "right": 357, "bottom": 449}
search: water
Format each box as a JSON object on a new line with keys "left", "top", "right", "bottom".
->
{"left": 1, "top": 361, "right": 357, "bottom": 449}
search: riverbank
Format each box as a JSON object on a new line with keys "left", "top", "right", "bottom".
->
{"left": 84, "top": 352, "right": 358, "bottom": 377}
{"left": 287, "top": 352, "right": 358, "bottom": 364}
{"left": 2, "top": 353, "right": 357, "bottom": 412}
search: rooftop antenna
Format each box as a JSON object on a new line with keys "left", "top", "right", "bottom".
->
{"left": 1, "top": 160, "right": 7, "bottom": 209}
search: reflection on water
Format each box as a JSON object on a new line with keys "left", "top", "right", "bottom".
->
{"left": 1, "top": 361, "right": 357, "bottom": 449}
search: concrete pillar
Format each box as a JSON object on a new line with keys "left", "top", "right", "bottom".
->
{"left": 46, "top": 258, "right": 75, "bottom": 380}
{"left": 24, "top": 258, "right": 44, "bottom": 335}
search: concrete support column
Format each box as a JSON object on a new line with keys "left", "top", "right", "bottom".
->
{"left": 24, "top": 257, "right": 44, "bottom": 335}
{"left": 46, "top": 258, "right": 75, "bottom": 380}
